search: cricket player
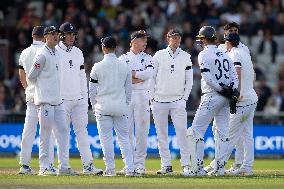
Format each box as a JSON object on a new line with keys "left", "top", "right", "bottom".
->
{"left": 221, "top": 33, "right": 257, "bottom": 175}
{"left": 89, "top": 36, "right": 137, "bottom": 177}
{"left": 56, "top": 22, "right": 103, "bottom": 175}
{"left": 18, "top": 26, "right": 56, "bottom": 175}
{"left": 186, "top": 26, "right": 239, "bottom": 176}
{"left": 28, "top": 26, "right": 77, "bottom": 176}
{"left": 205, "top": 22, "right": 249, "bottom": 174}
{"left": 118, "top": 30, "right": 154, "bottom": 175}
{"left": 150, "top": 29, "right": 193, "bottom": 175}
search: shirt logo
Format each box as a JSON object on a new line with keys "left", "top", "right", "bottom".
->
{"left": 35, "top": 63, "right": 40, "bottom": 69}
{"left": 170, "top": 65, "right": 175, "bottom": 73}
{"left": 69, "top": 60, "right": 73, "bottom": 68}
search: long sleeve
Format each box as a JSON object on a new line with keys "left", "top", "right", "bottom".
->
{"left": 135, "top": 56, "right": 154, "bottom": 80}
{"left": 183, "top": 67, "right": 193, "bottom": 100}
{"left": 149, "top": 54, "right": 159, "bottom": 100}
{"left": 79, "top": 64, "right": 88, "bottom": 99}
{"left": 28, "top": 54, "right": 46, "bottom": 80}
{"left": 229, "top": 59, "right": 239, "bottom": 90}
{"left": 125, "top": 69, "right": 132, "bottom": 105}
{"left": 89, "top": 68, "right": 98, "bottom": 111}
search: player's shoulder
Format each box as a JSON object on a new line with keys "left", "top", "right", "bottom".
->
{"left": 72, "top": 46, "right": 83, "bottom": 53}
{"left": 179, "top": 48, "right": 191, "bottom": 58}
{"left": 119, "top": 52, "right": 130, "bottom": 60}
{"left": 154, "top": 49, "right": 166, "bottom": 57}
{"left": 141, "top": 52, "right": 153, "bottom": 60}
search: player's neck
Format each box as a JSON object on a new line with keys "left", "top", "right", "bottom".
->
{"left": 130, "top": 47, "right": 140, "bottom": 55}
{"left": 169, "top": 46, "right": 178, "bottom": 53}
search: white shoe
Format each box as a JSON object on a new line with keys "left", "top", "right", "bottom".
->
{"left": 204, "top": 165, "right": 214, "bottom": 174}
{"left": 231, "top": 167, "right": 253, "bottom": 176}
{"left": 19, "top": 165, "right": 35, "bottom": 175}
{"left": 117, "top": 167, "right": 126, "bottom": 175}
{"left": 38, "top": 168, "right": 57, "bottom": 176}
{"left": 49, "top": 164, "right": 57, "bottom": 175}
{"left": 207, "top": 168, "right": 225, "bottom": 176}
{"left": 125, "top": 171, "right": 142, "bottom": 177}
{"left": 83, "top": 163, "right": 103, "bottom": 175}
{"left": 196, "top": 168, "right": 207, "bottom": 176}
{"left": 104, "top": 169, "right": 116, "bottom": 177}
{"left": 135, "top": 167, "right": 146, "bottom": 175}
{"left": 57, "top": 168, "right": 79, "bottom": 176}
{"left": 225, "top": 164, "right": 241, "bottom": 175}
{"left": 157, "top": 166, "right": 173, "bottom": 175}
{"left": 180, "top": 165, "right": 196, "bottom": 177}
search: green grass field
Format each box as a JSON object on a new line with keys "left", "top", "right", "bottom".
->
{"left": 0, "top": 158, "right": 283, "bottom": 189}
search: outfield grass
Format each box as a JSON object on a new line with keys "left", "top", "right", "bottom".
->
{"left": 0, "top": 158, "right": 283, "bottom": 189}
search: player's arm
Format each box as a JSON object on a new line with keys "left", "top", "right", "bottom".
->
{"left": 125, "top": 68, "right": 132, "bottom": 105}
{"left": 18, "top": 59, "right": 28, "bottom": 90}
{"left": 183, "top": 55, "right": 193, "bottom": 101}
{"left": 149, "top": 53, "right": 159, "bottom": 101}
{"left": 199, "top": 55, "right": 222, "bottom": 92}
{"left": 133, "top": 56, "right": 155, "bottom": 81}
{"left": 228, "top": 54, "right": 239, "bottom": 90}
{"left": 89, "top": 67, "right": 98, "bottom": 110}
{"left": 79, "top": 53, "right": 88, "bottom": 99}
{"left": 28, "top": 54, "right": 46, "bottom": 80}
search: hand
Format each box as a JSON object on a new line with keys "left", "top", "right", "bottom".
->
{"left": 132, "top": 71, "right": 136, "bottom": 78}
{"left": 132, "top": 78, "right": 144, "bottom": 84}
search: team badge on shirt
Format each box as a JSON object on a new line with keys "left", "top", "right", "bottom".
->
{"left": 69, "top": 60, "right": 73, "bottom": 68}
{"left": 35, "top": 63, "right": 40, "bottom": 69}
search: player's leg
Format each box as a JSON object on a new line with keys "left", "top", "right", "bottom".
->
{"left": 187, "top": 94, "right": 216, "bottom": 176}
{"left": 48, "top": 131, "right": 56, "bottom": 173}
{"left": 53, "top": 104, "right": 77, "bottom": 176}
{"left": 38, "top": 104, "right": 54, "bottom": 175}
{"left": 114, "top": 115, "right": 137, "bottom": 176}
{"left": 96, "top": 114, "right": 116, "bottom": 176}
{"left": 151, "top": 102, "right": 172, "bottom": 174}
{"left": 19, "top": 101, "right": 38, "bottom": 174}
{"left": 212, "top": 100, "right": 230, "bottom": 176}
{"left": 133, "top": 91, "right": 150, "bottom": 173}
{"left": 170, "top": 100, "right": 190, "bottom": 174}
{"left": 233, "top": 104, "right": 257, "bottom": 175}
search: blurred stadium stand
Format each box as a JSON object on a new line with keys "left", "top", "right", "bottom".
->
{"left": 1, "top": 0, "right": 284, "bottom": 124}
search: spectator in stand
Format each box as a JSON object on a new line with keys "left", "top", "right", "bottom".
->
{"left": 258, "top": 29, "right": 278, "bottom": 63}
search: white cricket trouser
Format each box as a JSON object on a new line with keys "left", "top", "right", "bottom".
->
{"left": 128, "top": 90, "right": 150, "bottom": 169}
{"left": 96, "top": 114, "right": 134, "bottom": 172}
{"left": 223, "top": 103, "right": 257, "bottom": 169}
{"left": 20, "top": 101, "right": 55, "bottom": 166}
{"left": 152, "top": 99, "right": 190, "bottom": 167}
{"left": 191, "top": 93, "right": 230, "bottom": 171}
{"left": 38, "top": 103, "right": 69, "bottom": 170}
{"left": 63, "top": 99, "right": 93, "bottom": 165}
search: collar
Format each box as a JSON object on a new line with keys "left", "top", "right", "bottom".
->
{"left": 166, "top": 46, "right": 181, "bottom": 59}
{"left": 58, "top": 41, "right": 73, "bottom": 52}
{"left": 204, "top": 45, "right": 218, "bottom": 49}
{"left": 130, "top": 50, "right": 142, "bottom": 56}
{"left": 104, "top": 53, "right": 116, "bottom": 59}
{"left": 32, "top": 40, "right": 44, "bottom": 46}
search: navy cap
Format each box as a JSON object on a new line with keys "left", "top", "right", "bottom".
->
{"left": 101, "top": 36, "right": 117, "bottom": 48}
{"left": 130, "top": 30, "right": 150, "bottom": 41}
{"left": 167, "top": 29, "right": 182, "bottom": 37}
{"left": 59, "top": 22, "right": 77, "bottom": 33}
{"left": 44, "top": 26, "right": 59, "bottom": 35}
{"left": 32, "top": 26, "right": 44, "bottom": 37}
{"left": 225, "top": 33, "right": 240, "bottom": 44}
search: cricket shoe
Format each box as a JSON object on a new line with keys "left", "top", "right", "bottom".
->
{"left": 230, "top": 167, "right": 253, "bottom": 176}
{"left": 135, "top": 167, "right": 146, "bottom": 175}
{"left": 224, "top": 164, "right": 241, "bottom": 175}
{"left": 207, "top": 168, "right": 225, "bottom": 176}
{"left": 196, "top": 168, "right": 207, "bottom": 176}
{"left": 49, "top": 164, "right": 57, "bottom": 175}
{"left": 117, "top": 167, "right": 126, "bottom": 175}
{"left": 103, "top": 169, "right": 116, "bottom": 177}
{"left": 125, "top": 171, "right": 142, "bottom": 177}
{"left": 180, "top": 165, "right": 196, "bottom": 177}
{"left": 83, "top": 163, "right": 103, "bottom": 175}
{"left": 19, "top": 164, "right": 35, "bottom": 175}
{"left": 38, "top": 168, "right": 57, "bottom": 176}
{"left": 57, "top": 168, "right": 79, "bottom": 176}
{"left": 157, "top": 166, "right": 173, "bottom": 175}
{"left": 204, "top": 164, "right": 214, "bottom": 174}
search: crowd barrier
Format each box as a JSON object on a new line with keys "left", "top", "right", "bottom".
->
{"left": 0, "top": 123, "right": 283, "bottom": 156}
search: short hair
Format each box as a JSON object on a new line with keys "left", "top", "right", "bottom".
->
{"left": 224, "top": 22, "right": 240, "bottom": 31}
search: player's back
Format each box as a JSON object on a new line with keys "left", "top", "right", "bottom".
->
{"left": 199, "top": 45, "right": 235, "bottom": 93}
{"left": 92, "top": 53, "right": 129, "bottom": 116}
